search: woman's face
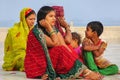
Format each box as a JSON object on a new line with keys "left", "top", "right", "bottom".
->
{"left": 45, "top": 11, "right": 56, "bottom": 26}
{"left": 26, "top": 14, "right": 36, "bottom": 29}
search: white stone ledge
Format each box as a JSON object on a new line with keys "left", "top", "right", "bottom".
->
{"left": 0, "top": 26, "right": 120, "bottom": 43}
{"left": 70, "top": 26, "right": 120, "bottom": 44}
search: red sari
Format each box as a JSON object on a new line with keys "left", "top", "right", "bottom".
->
{"left": 24, "top": 26, "right": 83, "bottom": 79}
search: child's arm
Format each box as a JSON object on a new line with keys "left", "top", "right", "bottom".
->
{"left": 93, "top": 42, "right": 107, "bottom": 57}
{"left": 82, "top": 38, "right": 99, "bottom": 51}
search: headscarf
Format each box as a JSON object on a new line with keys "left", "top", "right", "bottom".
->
{"left": 2, "top": 8, "right": 35, "bottom": 71}
{"left": 20, "top": 8, "right": 34, "bottom": 33}
{"left": 52, "top": 6, "right": 65, "bottom": 36}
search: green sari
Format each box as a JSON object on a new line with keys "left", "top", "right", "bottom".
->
{"left": 83, "top": 51, "right": 119, "bottom": 75}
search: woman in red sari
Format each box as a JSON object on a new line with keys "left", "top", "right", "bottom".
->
{"left": 24, "top": 6, "right": 102, "bottom": 80}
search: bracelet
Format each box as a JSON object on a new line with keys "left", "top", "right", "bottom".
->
{"left": 65, "top": 27, "right": 71, "bottom": 32}
{"left": 49, "top": 30, "right": 56, "bottom": 36}
{"left": 83, "top": 70, "right": 92, "bottom": 77}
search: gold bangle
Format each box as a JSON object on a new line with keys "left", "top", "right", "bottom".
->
{"left": 49, "top": 30, "right": 56, "bottom": 36}
{"left": 65, "top": 27, "right": 71, "bottom": 32}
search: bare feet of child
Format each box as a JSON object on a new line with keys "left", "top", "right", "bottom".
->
{"left": 118, "top": 70, "right": 120, "bottom": 74}
{"left": 84, "top": 70, "right": 104, "bottom": 80}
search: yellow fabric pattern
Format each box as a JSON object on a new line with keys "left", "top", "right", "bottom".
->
{"left": 2, "top": 8, "right": 34, "bottom": 71}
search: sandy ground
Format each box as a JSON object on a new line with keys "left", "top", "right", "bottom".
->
{"left": 0, "top": 27, "right": 120, "bottom": 80}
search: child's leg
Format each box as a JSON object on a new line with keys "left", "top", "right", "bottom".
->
{"left": 83, "top": 51, "right": 99, "bottom": 72}
{"left": 99, "top": 65, "right": 119, "bottom": 75}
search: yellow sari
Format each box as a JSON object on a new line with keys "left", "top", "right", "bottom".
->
{"left": 2, "top": 8, "right": 34, "bottom": 71}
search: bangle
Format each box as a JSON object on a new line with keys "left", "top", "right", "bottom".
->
{"left": 49, "top": 30, "right": 56, "bottom": 36}
{"left": 83, "top": 70, "right": 92, "bottom": 77}
{"left": 65, "top": 24, "right": 70, "bottom": 28}
{"left": 65, "top": 27, "right": 71, "bottom": 32}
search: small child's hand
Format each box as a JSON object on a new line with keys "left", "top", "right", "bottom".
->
{"left": 83, "top": 38, "right": 93, "bottom": 45}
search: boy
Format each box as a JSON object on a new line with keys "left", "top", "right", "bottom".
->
{"left": 82, "top": 21, "right": 119, "bottom": 75}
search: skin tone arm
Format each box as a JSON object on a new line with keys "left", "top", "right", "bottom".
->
{"left": 64, "top": 26, "right": 72, "bottom": 44}
{"left": 57, "top": 17, "right": 72, "bottom": 44}
{"left": 40, "top": 19, "right": 72, "bottom": 52}
{"left": 93, "top": 42, "right": 107, "bottom": 57}
{"left": 82, "top": 38, "right": 99, "bottom": 51}
{"left": 83, "top": 38, "right": 107, "bottom": 57}
{"left": 39, "top": 19, "right": 60, "bottom": 47}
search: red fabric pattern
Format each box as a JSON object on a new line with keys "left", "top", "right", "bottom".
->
{"left": 52, "top": 6, "right": 64, "bottom": 17}
{"left": 24, "top": 30, "right": 47, "bottom": 78}
{"left": 49, "top": 45, "right": 78, "bottom": 74}
{"left": 25, "top": 30, "right": 79, "bottom": 78}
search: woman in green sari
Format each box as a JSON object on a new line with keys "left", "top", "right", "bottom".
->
{"left": 2, "top": 8, "right": 36, "bottom": 71}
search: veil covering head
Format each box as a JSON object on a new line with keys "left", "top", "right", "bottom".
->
{"left": 20, "top": 8, "right": 35, "bottom": 32}
{"left": 52, "top": 6, "right": 65, "bottom": 36}
{"left": 52, "top": 6, "right": 64, "bottom": 17}
{"left": 2, "top": 8, "right": 35, "bottom": 71}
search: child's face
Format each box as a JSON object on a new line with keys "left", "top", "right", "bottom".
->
{"left": 45, "top": 11, "right": 56, "bottom": 27}
{"left": 71, "top": 39, "right": 78, "bottom": 48}
{"left": 85, "top": 26, "right": 94, "bottom": 39}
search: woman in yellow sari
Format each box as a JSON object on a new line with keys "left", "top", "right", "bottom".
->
{"left": 2, "top": 8, "right": 36, "bottom": 71}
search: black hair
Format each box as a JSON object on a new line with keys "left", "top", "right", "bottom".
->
{"left": 87, "top": 21, "right": 103, "bottom": 36}
{"left": 37, "top": 6, "right": 54, "bottom": 24}
{"left": 25, "top": 10, "right": 36, "bottom": 18}
{"left": 72, "top": 32, "right": 82, "bottom": 45}
{"left": 37, "top": 6, "right": 55, "bottom": 35}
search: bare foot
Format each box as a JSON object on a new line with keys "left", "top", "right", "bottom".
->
{"left": 84, "top": 71, "right": 103, "bottom": 80}
{"left": 55, "top": 77, "right": 61, "bottom": 80}
{"left": 41, "top": 74, "right": 48, "bottom": 80}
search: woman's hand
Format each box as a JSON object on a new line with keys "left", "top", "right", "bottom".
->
{"left": 57, "top": 17, "right": 69, "bottom": 28}
{"left": 39, "top": 19, "right": 51, "bottom": 29}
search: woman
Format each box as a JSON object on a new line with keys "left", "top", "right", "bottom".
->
{"left": 52, "top": 6, "right": 72, "bottom": 45}
{"left": 2, "top": 8, "right": 36, "bottom": 71}
{"left": 24, "top": 6, "right": 102, "bottom": 80}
